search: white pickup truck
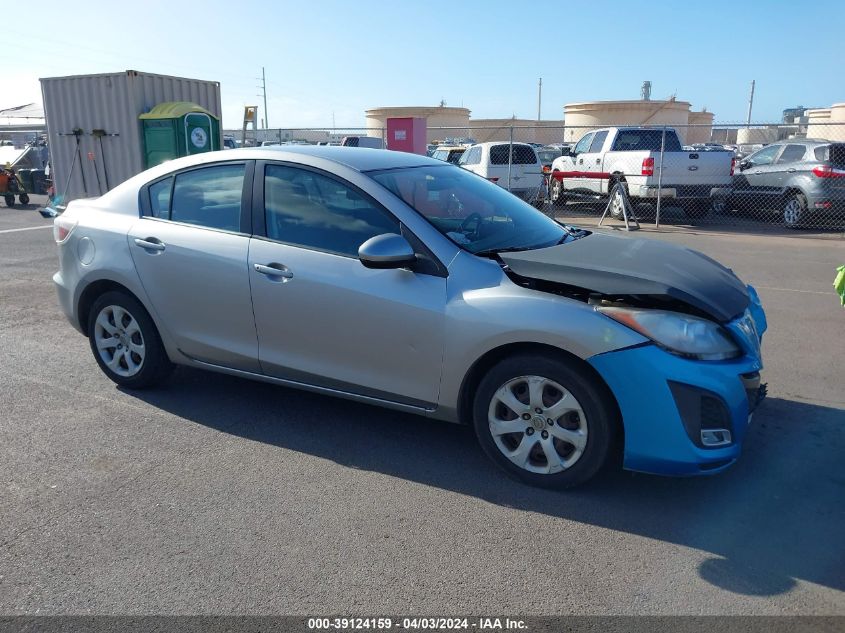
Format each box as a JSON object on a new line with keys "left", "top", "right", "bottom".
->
{"left": 549, "top": 127, "right": 734, "bottom": 218}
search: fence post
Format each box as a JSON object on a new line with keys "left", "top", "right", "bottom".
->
{"left": 655, "top": 126, "right": 666, "bottom": 228}
{"left": 507, "top": 126, "right": 513, "bottom": 192}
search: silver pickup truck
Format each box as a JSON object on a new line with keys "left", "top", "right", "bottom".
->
{"left": 549, "top": 127, "right": 734, "bottom": 219}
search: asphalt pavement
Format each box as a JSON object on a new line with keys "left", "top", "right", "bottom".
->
{"left": 1, "top": 196, "right": 843, "bottom": 616}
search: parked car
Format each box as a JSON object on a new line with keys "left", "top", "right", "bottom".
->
{"left": 52, "top": 146, "right": 766, "bottom": 489}
{"left": 341, "top": 136, "right": 385, "bottom": 149}
{"left": 549, "top": 127, "right": 734, "bottom": 219}
{"left": 458, "top": 142, "right": 545, "bottom": 204}
{"left": 430, "top": 145, "right": 466, "bottom": 164}
{"left": 728, "top": 140, "right": 845, "bottom": 227}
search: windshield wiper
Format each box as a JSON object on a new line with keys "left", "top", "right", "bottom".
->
{"left": 472, "top": 246, "right": 535, "bottom": 258}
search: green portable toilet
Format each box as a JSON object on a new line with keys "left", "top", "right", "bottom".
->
{"left": 139, "top": 102, "right": 221, "bottom": 169}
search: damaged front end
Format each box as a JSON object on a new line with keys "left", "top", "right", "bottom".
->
{"left": 496, "top": 231, "right": 767, "bottom": 475}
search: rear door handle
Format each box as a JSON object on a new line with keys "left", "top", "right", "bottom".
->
{"left": 133, "top": 237, "right": 165, "bottom": 251}
{"left": 595, "top": 158, "right": 601, "bottom": 164}
{"left": 787, "top": 168, "right": 797, "bottom": 173}
{"left": 254, "top": 263, "right": 293, "bottom": 279}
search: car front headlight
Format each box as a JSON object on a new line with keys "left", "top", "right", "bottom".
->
{"left": 597, "top": 307, "right": 741, "bottom": 361}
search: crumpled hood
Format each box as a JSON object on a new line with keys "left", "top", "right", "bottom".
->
{"left": 500, "top": 232, "right": 749, "bottom": 323}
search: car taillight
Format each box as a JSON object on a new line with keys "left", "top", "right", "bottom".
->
{"left": 542, "top": 165, "right": 551, "bottom": 173}
{"left": 642, "top": 157, "right": 654, "bottom": 176}
{"left": 812, "top": 165, "right": 845, "bottom": 178}
{"left": 487, "top": 177, "right": 499, "bottom": 182}
{"left": 53, "top": 216, "right": 78, "bottom": 243}
{"left": 730, "top": 158, "right": 736, "bottom": 176}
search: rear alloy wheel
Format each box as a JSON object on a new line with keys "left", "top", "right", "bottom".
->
{"left": 473, "top": 354, "right": 618, "bottom": 489}
{"left": 782, "top": 192, "right": 806, "bottom": 228}
{"left": 88, "top": 291, "right": 173, "bottom": 389}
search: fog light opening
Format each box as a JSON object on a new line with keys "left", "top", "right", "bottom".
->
{"left": 701, "top": 428, "right": 732, "bottom": 447}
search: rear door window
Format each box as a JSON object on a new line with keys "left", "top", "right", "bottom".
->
{"left": 775, "top": 144, "right": 806, "bottom": 164}
{"left": 170, "top": 164, "right": 245, "bottom": 232}
{"left": 588, "top": 131, "right": 608, "bottom": 153}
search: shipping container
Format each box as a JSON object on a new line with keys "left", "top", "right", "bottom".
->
{"left": 40, "top": 70, "right": 222, "bottom": 203}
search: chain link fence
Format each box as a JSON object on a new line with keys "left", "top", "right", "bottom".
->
{"left": 224, "top": 121, "right": 845, "bottom": 235}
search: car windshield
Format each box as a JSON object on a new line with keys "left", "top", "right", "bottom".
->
{"left": 369, "top": 165, "right": 566, "bottom": 255}
{"left": 537, "top": 149, "right": 561, "bottom": 164}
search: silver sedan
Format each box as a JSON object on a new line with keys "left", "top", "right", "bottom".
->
{"left": 52, "top": 146, "right": 766, "bottom": 488}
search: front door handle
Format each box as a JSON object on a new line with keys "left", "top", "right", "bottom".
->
{"left": 134, "top": 237, "right": 165, "bottom": 251}
{"left": 578, "top": 158, "right": 583, "bottom": 165}
{"left": 595, "top": 158, "right": 601, "bottom": 164}
{"left": 254, "top": 263, "right": 294, "bottom": 279}
{"left": 787, "top": 168, "right": 797, "bottom": 173}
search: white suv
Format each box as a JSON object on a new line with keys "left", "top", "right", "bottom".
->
{"left": 458, "top": 142, "right": 544, "bottom": 204}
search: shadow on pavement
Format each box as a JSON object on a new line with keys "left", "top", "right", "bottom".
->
{"left": 122, "top": 369, "right": 845, "bottom": 598}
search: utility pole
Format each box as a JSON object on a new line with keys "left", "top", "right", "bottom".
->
{"left": 746, "top": 79, "right": 755, "bottom": 127}
{"left": 537, "top": 78, "right": 542, "bottom": 121}
{"left": 258, "top": 67, "right": 269, "bottom": 129}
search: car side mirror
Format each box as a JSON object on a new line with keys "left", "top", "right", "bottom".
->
{"left": 358, "top": 233, "right": 417, "bottom": 270}
{"left": 739, "top": 160, "right": 751, "bottom": 171}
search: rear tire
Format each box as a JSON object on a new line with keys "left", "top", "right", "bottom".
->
{"left": 782, "top": 192, "right": 806, "bottom": 228}
{"left": 87, "top": 291, "right": 173, "bottom": 389}
{"left": 19, "top": 193, "right": 29, "bottom": 205}
{"left": 608, "top": 181, "right": 629, "bottom": 220}
{"left": 473, "top": 353, "right": 619, "bottom": 489}
{"left": 4, "top": 193, "right": 14, "bottom": 207}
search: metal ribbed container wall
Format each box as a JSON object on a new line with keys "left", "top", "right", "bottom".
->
{"left": 40, "top": 70, "right": 222, "bottom": 202}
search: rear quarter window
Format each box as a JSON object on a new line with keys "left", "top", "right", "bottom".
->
{"left": 816, "top": 144, "right": 845, "bottom": 166}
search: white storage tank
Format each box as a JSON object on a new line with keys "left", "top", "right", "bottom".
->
{"left": 41, "top": 70, "right": 222, "bottom": 203}
{"left": 366, "top": 106, "right": 470, "bottom": 143}
{"left": 563, "top": 99, "right": 693, "bottom": 143}
{"left": 736, "top": 127, "right": 779, "bottom": 145}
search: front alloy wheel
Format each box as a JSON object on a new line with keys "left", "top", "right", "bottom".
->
{"left": 473, "top": 354, "right": 618, "bottom": 488}
{"left": 488, "top": 375, "right": 588, "bottom": 474}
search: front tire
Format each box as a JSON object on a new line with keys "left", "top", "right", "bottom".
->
{"left": 782, "top": 192, "right": 806, "bottom": 228}
{"left": 87, "top": 291, "right": 173, "bottom": 389}
{"left": 19, "top": 192, "right": 30, "bottom": 205}
{"left": 473, "top": 354, "right": 619, "bottom": 489}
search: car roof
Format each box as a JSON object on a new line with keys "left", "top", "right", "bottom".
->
{"left": 206, "top": 145, "right": 442, "bottom": 172}
{"left": 469, "top": 141, "right": 535, "bottom": 148}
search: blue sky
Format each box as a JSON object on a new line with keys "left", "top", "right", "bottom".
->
{"left": 7, "top": 0, "right": 844, "bottom": 128}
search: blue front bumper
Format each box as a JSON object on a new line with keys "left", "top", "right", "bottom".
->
{"left": 588, "top": 296, "right": 766, "bottom": 476}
